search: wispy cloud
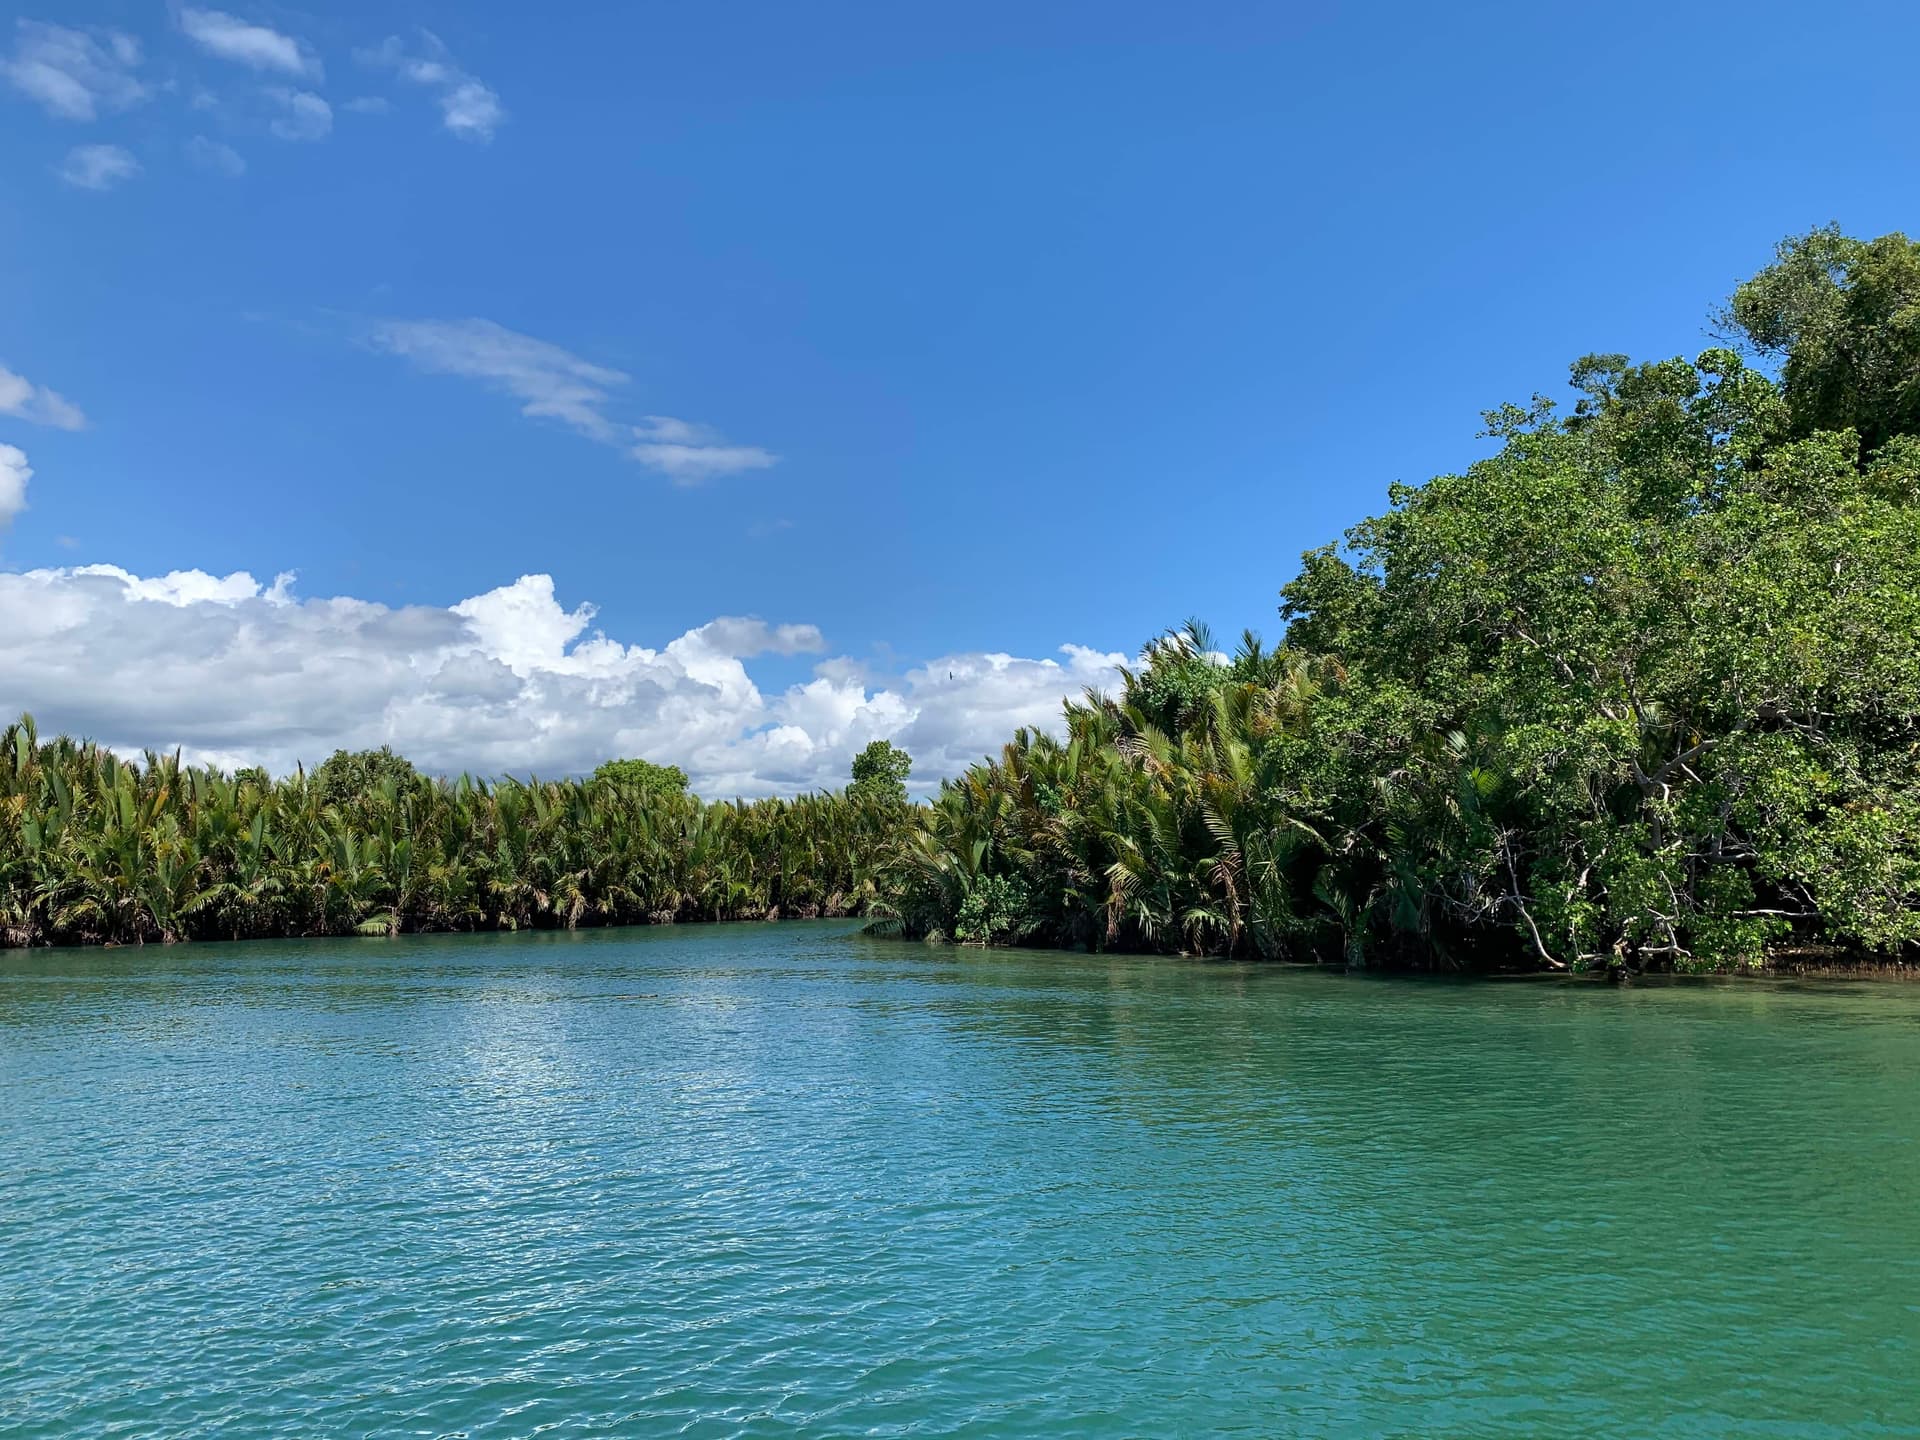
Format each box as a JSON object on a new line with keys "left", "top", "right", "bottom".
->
{"left": 342, "top": 95, "right": 388, "bottom": 115}
{"left": 56, "top": 142, "right": 139, "bottom": 191}
{"left": 185, "top": 134, "right": 246, "bottom": 176}
{"left": 0, "top": 364, "right": 86, "bottom": 430}
{"left": 265, "top": 86, "right": 330, "bottom": 141}
{"left": 358, "top": 30, "right": 503, "bottom": 142}
{"left": 0, "top": 20, "right": 146, "bottom": 122}
{"left": 370, "top": 319, "right": 778, "bottom": 484}
{"left": 0, "top": 444, "right": 29, "bottom": 530}
{"left": 177, "top": 8, "right": 319, "bottom": 79}
{"left": 633, "top": 416, "right": 779, "bottom": 484}
{"left": 372, "top": 318, "right": 628, "bottom": 440}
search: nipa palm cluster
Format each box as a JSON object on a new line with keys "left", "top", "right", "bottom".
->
{"left": 0, "top": 715, "right": 900, "bottom": 947}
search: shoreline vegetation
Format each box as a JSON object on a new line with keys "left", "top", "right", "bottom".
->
{"left": 8, "top": 227, "right": 1920, "bottom": 977}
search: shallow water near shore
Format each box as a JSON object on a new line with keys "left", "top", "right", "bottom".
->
{"left": 3, "top": 922, "right": 1917, "bottom": 1437}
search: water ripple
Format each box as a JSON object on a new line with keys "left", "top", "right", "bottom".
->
{"left": 4, "top": 925, "right": 1919, "bottom": 1437}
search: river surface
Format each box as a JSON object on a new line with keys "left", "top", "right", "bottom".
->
{"left": 3, "top": 922, "right": 1917, "bottom": 1437}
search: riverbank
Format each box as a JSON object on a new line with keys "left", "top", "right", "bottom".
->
{"left": 14, "top": 906, "right": 1919, "bottom": 985}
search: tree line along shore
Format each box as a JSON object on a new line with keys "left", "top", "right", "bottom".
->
{"left": 7, "top": 227, "right": 1920, "bottom": 975}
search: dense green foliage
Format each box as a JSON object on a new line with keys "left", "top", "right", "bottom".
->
{"left": 875, "top": 228, "right": 1920, "bottom": 972}
{"left": 0, "top": 719, "right": 899, "bottom": 946}
{"left": 849, "top": 740, "right": 912, "bottom": 808}
{"left": 1724, "top": 225, "right": 1920, "bottom": 455}
{"left": 311, "top": 747, "right": 419, "bottom": 808}
{"left": 590, "top": 756, "right": 690, "bottom": 799}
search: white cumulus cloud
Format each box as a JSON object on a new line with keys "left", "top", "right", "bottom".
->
{"left": 358, "top": 29, "right": 503, "bottom": 142}
{"left": 56, "top": 142, "right": 138, "bottom": 190}
{"left": 0, "top": 444, "right": 30, "bottom": 529}
{"left": 0, "top": 364, "right": 85, "bottom": 430}
{"left": 177, "top": 8, "right": 318, "bottom": 78}
{"left": 0, "top": 565, "right": 1126, "bottom": 794}
{"left": 0, "top": 20, "right": 145, "bottom": 121}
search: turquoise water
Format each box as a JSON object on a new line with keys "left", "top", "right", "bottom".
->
{"left": 3, "top": 924, "right": 1917, "bottom": 1437}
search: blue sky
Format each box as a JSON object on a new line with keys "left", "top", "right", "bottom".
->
{"left": 1, "top": 1, "right": 1917, "bottom": 791}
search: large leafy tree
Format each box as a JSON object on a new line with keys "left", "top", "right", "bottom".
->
{"left": 850, "top": 741, "right": 912, "bottom": 807}
{"left": 1723, "top": 225, "right": 1920, "bottom": 455}
{"left": 311, "top": 746, "right": 418, "bottom": 808}
{"left": 1281, "top": 347, "right": 1920, "bottom": 967}
{"left": 592, "top": 757, "right": 690, "bottom": 800}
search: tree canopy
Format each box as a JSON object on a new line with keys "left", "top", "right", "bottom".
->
{"left": 1723, "top": 225, "right": 1920, "bottom": 456}
{"left": 849, "top": 741, "right": 912, "bottom": 807}
{"left": 592, "top": 757, "right": 690, "bottom": 799}
{"left": 311, "top": 747, "right": 418, "bottom": 808}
